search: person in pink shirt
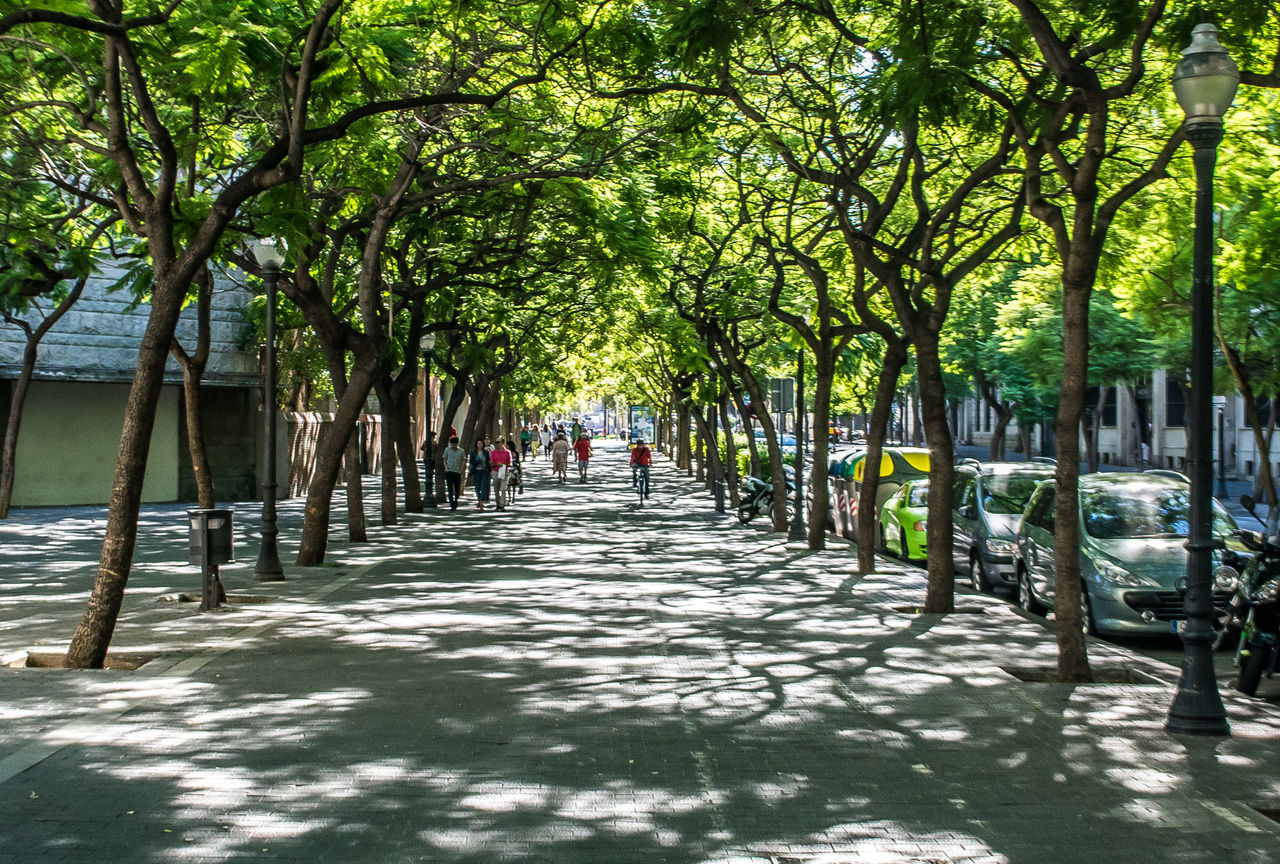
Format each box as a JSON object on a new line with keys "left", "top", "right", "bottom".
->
{"left": 489, "top": 437, "right": 514, "bottom": 510}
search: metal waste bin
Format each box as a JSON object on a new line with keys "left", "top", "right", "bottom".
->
{"left": 188, "top": 509, "right": 233, "bottom": 611}
{"left": 188, "top": 509, "right": 234, "bottom": 565}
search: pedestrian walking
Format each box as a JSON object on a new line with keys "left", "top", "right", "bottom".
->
{"left": 442, "top": 435, "right": 465, "bottom": 510}
{"left": 469, "top": 440, "right": 491, "bottom": 510}
{"left": 419, "top": 431, "right": 436, "bottom": 487}
{"left": 573, "top": 432, "right": 593, "bottom": 482}
{"left": 540, "top": 424, "right": 552, "bottom": 459}
{"left": 490, "top": 437, "right": 514, "bottom": 511}
{"left": 550, "top": 432, "right": 571, "bottom": 483}
{"left": 520, "top": 424, "right": 532, "bottom": 459}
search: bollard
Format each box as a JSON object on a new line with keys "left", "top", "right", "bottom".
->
{"left": 714, "top": 477, "right": 726, "bottom": 513}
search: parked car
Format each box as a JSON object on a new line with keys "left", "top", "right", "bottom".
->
{"left": 1014, "top": 472, "right": 1242, "bottom": 636}
{"left": 753, "top": 429, "right": 798, "bottom": 450}
{"left": 953, "top": 461, "right": 1057, "bottom": 594}
{"left": 880, "top": 478, "right": 929, "bottom": 562}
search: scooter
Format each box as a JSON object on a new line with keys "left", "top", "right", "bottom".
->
{"left": 737, "top": 466, "right": 796, "bottom": 525}
{"left": 1220, "top": 494, "right": 1280, "bottom": 696}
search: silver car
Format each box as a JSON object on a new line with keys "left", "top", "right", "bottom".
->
{"left": 1014, "top": 472, "right": 1240, "bottom": 636}
{"left": 953, "top": 462, "right": 1057, "bottom": 594}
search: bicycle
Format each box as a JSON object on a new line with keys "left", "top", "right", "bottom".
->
{"left": 635, "top": 465, "right": 650, "bottom": 506}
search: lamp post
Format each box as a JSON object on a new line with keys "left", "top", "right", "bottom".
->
{"left": 250, "top": 238, "right": 286, "bottom": 582}
{"left": 1166, "top": 23, "right": 1238, "bottom": 737}
{"left": 420, "top": 331, "right": 438, "bottom": 509}
{"left": 789, "top": 349, "right": 806, "bottom": 542}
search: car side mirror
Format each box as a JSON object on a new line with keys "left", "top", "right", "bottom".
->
{"left": 960, "top": 505, "right": 977, "bottom": 520}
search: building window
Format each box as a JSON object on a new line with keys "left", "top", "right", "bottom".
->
{"left": 1166, "top": 379, "right": 1186, "bottom": 428}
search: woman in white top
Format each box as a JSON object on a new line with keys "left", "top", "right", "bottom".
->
{"left": 540, "top": 424, "right": 553, "bottom": 459}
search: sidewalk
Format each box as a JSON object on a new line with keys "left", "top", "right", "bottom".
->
{"left": 2, "top": 442, "right": 1279, "bottom": 863}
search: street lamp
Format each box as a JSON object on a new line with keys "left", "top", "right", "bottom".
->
{"left": 789, "top": 349, "right": 806, "bottom": 542}
{"left": 420, "top": 331, "right": 438, "bottom": 509}
{"left": 1166, "top": 23, "right": 1238, "bottom": 737}
{"left": 250, "top": 238, "right": 286, "bottom": 582}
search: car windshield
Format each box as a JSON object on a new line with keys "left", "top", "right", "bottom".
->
{"left": 1081, "top": 485, "right": 1237, "bottom": 539}
{"left": 906, "top": 481, "right": 929, "bottom": 507}
{"left": 981, "top": 473, "right": 1051, "bottom": 515}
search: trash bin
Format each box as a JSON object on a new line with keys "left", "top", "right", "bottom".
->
{"left": 188, "top": 509, "right": 234, "bottom": 566}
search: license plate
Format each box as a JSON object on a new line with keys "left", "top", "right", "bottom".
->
{"left": 1171, "top": 620, "right": 1185, "bottom": 634}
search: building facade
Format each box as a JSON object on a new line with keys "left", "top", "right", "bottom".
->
{"left": 0, "top": 270, "right": 272, "bottom": 508}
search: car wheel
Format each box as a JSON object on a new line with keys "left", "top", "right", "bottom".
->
{"left": 899, "top": 529, "right": 910, "bottom": 562}
{"left": 970, "top": 552, "right": 991, "bottom": 594}
{"left": 878, "top": 525, "right": 887, "bottom": 553}
{"left": 1080, "top": 584, "right": 1098, "bottom": 636}
{"left": 1018, "top": 568, "right": 1046, "bottom": 617}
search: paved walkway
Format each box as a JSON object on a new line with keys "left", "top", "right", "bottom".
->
{"left": 2, "top": 442, "right": 1279, "bottom": 863}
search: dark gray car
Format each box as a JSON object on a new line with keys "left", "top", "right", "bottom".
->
{"left": 952, "top": 462, "right": 1057, "bottom": 594}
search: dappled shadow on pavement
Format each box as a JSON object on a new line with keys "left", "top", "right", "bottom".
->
{"left": 3, "top": 443, "right": 1280, "bottom": 863}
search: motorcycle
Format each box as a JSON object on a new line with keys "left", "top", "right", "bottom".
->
{"left": 1218, "top": 494, "right": 1280, "bottom": 696}
{"left": 737, "top": 466, "right": 796, "bottom": 525}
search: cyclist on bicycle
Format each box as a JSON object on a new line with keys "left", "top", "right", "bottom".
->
{"left": 572, "top": 433, "right": 593, "bottom": 482}
{"left": 630, "top": 438, "right": 652, "bottom": 497}
{"left": 550, "top": 432, "right": 570, "bottom": 484}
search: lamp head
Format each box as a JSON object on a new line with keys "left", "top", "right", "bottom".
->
{"left": 251, "top": 237, "right": 286, "bottom": 269}
{"left": 1172, "top": 24, "right": 1239, "bottom": 128}
{"left": 420, "top": 331, "right": 437, "bottom": 352}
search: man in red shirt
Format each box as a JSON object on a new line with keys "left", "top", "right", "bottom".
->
{"left": 630, "top": 438, "right": 652, "bottom": 497}
{"left": 572, "top": 433, "right": 593, "bottom": 482}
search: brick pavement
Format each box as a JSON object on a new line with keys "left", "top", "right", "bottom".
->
{"left": 2, "top": 442, "right": 1279, "bottom": 863}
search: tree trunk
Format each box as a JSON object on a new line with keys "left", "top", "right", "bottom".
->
{"left": 857, "top": 341, "right": 907, "bottom": 575}
{"left": 67, "top": 279, "right": 187, "bottom": 667}
{"left": 731, "top": 370, "right": 788, "bottom": 531}
{"left": 676, "top": 401, "right": 692, "bottom": 473}
{"left": 0, "top": 347, "right": 34, "bottom": 520}
{"left": 911, "top": 388, "right": 925, "bottom": 446}
{"left": 732, "top": 390, "right": 762, "bottom": 479}
{"left": 344, "top": 430, "right": 367, "bottom": 542}
{"left": 386, "top": 372, "right": 422, "bottom": 516}
{"left": 171, "top": 266, "right": 215, "bottom": 510}
{"left": 1222, "top": 343, "right": 1278, "bottom": 509}
{"left": 1052, "top": 268, "right": 1093, "bottom": 682}
{"left": 688, "top": 402, "right": 721, "bottom": 499}
{"left": 436, "top": 378, "right": 466, "bottom": 501}
{"left": 694, "top": 421, "right": 706, "bottom": 484}
{"left": 377, "top": 387, "right": 397, "bottom": 527}
{"left": 807, "top": 348, "right": 836, "bottom": 550}
{"left": 718, "top": 395, "right": 740, "bottom": 508}
{"left": 296, "top": 352, "right": 379, "bottom": 565}
{"left": 917, "top": 338, "right": 957, "bottom": 613}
